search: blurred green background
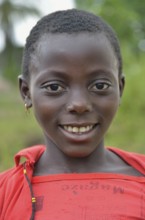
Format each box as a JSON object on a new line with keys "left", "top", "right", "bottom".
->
{"left": 0, "top": 0, "right": 145, "bottom": 171}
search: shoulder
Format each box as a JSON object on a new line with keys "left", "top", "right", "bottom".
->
{"left": 0, "top": 164, "right": 24, "bottom": 216}
{"left": 0, "top": 145, "right": 45, "bottom": 217}
{"left": 0, "top": 145, "right": 46, "bottom": 187}
{"left": 108, "top": 147, "right": 145, "bottom": 175}
{"left": 0, "top": 163, "right": 26, "bottom": 194}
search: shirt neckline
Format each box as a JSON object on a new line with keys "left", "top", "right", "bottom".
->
{"left": 32, "top": 172, "right": 145, "bottom": 184}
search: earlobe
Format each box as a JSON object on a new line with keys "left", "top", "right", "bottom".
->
{"left": 18, "top": 75, "right": 32, "bottom": 108}
{"left": 119, "top": 74, "right": 125, "bottom": 98}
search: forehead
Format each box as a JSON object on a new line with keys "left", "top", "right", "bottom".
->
{"left": 30, "top": 32, "right": 118, "bottom": 73}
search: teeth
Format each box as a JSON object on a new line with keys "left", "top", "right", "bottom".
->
{"left": 63, "top": 125, "right": 93, "bottom": 133}
{"left": 72, "top": 127, "right": 79, "bottom": 132}
{"left": 79, "top": 127, "right": 86, "bottom": 132}
{"left": 67, "top": 126, "right": 73, "bottom": 132}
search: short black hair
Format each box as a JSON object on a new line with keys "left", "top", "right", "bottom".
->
{"left": 22, "top": 9, "right": 122, "bottom": 79}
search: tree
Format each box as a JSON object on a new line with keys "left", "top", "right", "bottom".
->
{"left": 0, "top": 0, "right": 41, "bottom": 82}
{"left": 76, "top": 0, "right": 145, "bottom": 54}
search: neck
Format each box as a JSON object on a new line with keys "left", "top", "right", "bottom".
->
{"left": 34, "top": 138, "right": 111, "bottom": 176}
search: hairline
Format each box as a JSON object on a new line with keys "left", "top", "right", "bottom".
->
{"left": 21, "top": 9, "right": 122, "bottom": 80}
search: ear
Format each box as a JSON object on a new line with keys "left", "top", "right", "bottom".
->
{"left": 18, "top": 75, "right": 32, "bottom": 108}
{"left": 119, "top": 74, "right": 125, "bottom": 98}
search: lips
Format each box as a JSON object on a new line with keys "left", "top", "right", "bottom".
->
{"left": 59, "top": 123, "right": 99, "bottom": 143}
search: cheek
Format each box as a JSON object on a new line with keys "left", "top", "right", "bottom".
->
{"left": 32, "top": 96, "right": 64, "bottom": 124}
{"left": 97, "top": 94, "right": 120, "bottom": 121}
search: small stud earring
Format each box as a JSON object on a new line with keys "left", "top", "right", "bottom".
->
{"left": 24, "top": 103, "right": 30, "bottom": 113}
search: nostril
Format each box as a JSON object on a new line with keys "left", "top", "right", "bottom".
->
{"left": 66, "top": 102, "right": 92, "bottom": 113}
{"left": 67, "top": 105, "right": 75, "bottom": 112}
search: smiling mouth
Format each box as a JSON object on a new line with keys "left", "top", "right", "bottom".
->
{"left": 61, "top": 124, "right": 97, "bottom": 134}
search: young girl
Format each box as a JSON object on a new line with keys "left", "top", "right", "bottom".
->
{"left": 0, "top": 9, "right": 145, "bottom": 220}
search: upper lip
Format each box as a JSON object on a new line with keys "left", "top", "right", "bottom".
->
{"left": 60, "top": 122, "right": 99, "bottom": 127}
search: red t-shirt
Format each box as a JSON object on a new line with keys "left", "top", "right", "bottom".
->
{"left": 32, "top": 172, "right": 145, "bottom": 219}
{"left": 1, "top": 146, "right": 145, "bottom": 220}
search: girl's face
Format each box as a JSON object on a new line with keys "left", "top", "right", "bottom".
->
{"left": 20, "top": 33, "right": 124, "bottom": 158}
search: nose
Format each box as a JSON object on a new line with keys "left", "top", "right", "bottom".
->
{"left": 66, "top": 89, "right": 93, "bottom": 114}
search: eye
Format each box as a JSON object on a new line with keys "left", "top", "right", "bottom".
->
{"left": 91, "top": 82, "right": 110, "bottom": 91}
{"left": 48, "top": 84, "right": 62, "bottom": 91}
{"left": 42, "top": 82, "right": 66, "bottom": 94}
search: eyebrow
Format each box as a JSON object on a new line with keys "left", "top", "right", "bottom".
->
{"left": 86, "top": 68, "right": 117, "bottom": 79}
{"left": 34, "top": 67, "right": 117, "bottom": 83}
{"left": 35, "top": 69, "right": 70, "bottom": 82}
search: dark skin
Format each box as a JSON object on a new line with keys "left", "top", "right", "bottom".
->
{"left": 19, "top": 32, "right": 142, "bottom": 176}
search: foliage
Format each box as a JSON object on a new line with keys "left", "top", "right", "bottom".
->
{"left": 0, "top": 0, "right": 41, "bottom": 82}
{"left": 0, "top": 86, "right": 43, "bottom": 171}
{"left": 0, "top": 0, "right": 40, "bottom": 47}
{"left": 106, "top": 49, "right": 145, "bottom": 153}
{"left": 76, "top": 0, "right": 145, "bottom": 53}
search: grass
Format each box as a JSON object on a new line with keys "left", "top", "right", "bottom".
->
{"left": 0, "top": 50, "right": 145, "bottom": 172}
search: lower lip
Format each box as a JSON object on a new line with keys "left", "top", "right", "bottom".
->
{"left": 59, "top": 124, "right": 99, "bottom": 143}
